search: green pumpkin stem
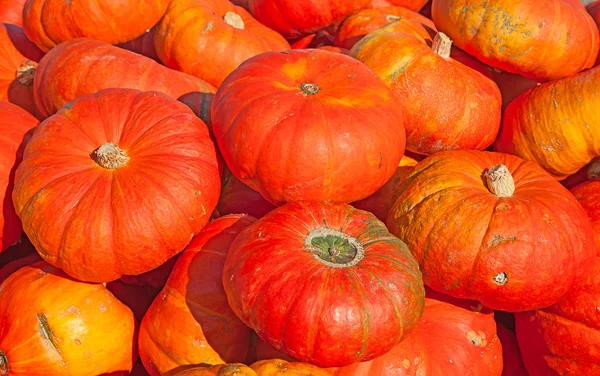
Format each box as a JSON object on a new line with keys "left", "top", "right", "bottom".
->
{"left": 304, "top": 227, "right": 365, "bottom": 268}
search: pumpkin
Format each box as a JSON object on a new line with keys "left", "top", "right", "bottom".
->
{"left": 571, "top": 176, "right": 600, "bottom": 249}
{"left": 495, "top": 65, "right": 600, "bottom": 180}
{"left": 223, "top": 201, "right": 425, "bottom": 367}
{"left": 172, "top": 364, "right": 257, "bottom": 376}
{"left": 335, "top": 6, "right": 436, "bottom": 50}
{"left": 248, "top": 0, "right": 372, "bottom": 39}
{"left": 488, "top": 68, "right": 539, "bottom": 110}
{"left": 212, "top": 49, "right": 406, "bottom": 205}
{"left": 216, "top": 168, "right": 276, "bottom": 219}
{"left": 33, "top": 38, "right": 215, "bottom": 118}
{"left": 431, "top": 0, "right": 599, "bottom": 81}
{"left": 155, "top": 0, "right": 290, "bottom": 87}
{"left": 22, "top": 0, "right": 170, "bottom": 52}
{"left": 12, "top": 88, "right": 221, "bottom": 282}
{"left": 515, "top": 258, "right": 600, "bottom": 375}
{"left": 139, "top": 215, "right": 255, "bottom": 376}
{"left": 117, "top": 26, "right": 160, "bottom": 62}
{"left": 352, "top": 155, "right": 419, "bottom": 222}
{"left": 0, "top": 24, "right": 44, "bottom": 119}
{"left": 0, "top": 102, "right": 37, "bottom": 253}
{"left": 352, "top": 23, "right": 501, "bottom": 155}
{"left": 386, "top": 150, "right": 597, "bottom": 311}
{"left": 0, "top": 260, "right": 136, "bottom": 375}
{"left": 371, "top": 0, "right": 429, "bottom": 12}
{"left": 497, "top": 324, "right": 527, "bottom": 376}
{"left": 329, "top": 290, "right": 503, "bottom": 376}
{"left": 250, "top": 359, "right": 332, "bottom": 375}
{"left": 0, "top": 0, "right": 26, "bottom": 25}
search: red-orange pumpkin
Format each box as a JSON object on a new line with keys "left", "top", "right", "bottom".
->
{"left": 212, "top": 49, "right": 406, "bottom": 205}
{"left": 22, "top": 0, "right": 170, "bottom": 52}
{"left": 0, "top": 260, "right": 137, "bottom": 375}
{"left": 352, "top": 22, "right": 501, "bottom": 155}
{"left": 0, "top": 24, "right": 44, "bottom": 119}
{"left": 516, "top": 258, "right": 600, "bottom": 375}
{"left": 216, "top": 168, "right": 276, "bottom": 219}
{"left": 33, "top": 38, "right": 215, "bottom": 118}
{"left": 0, "top": 102, "right": 37, "bottom": 253}
{"left": 0, "top": 0, "right": 26, "bottom": 26}
{"left": 117, "top": 26, "right": 160, "bottom": 62}
{"left": 139, "top": 215, "right": 255, "bottom": 376}
{"left": 387, "top": 150, "right": 597, "bottom": 311}
{"left": 223, "top": 201, "right": 425, "bottom": 367}
{"left": 155, "top": 0, "right": 290, "bottom": 87}
{"left": 12, "top": 89, "right": 221, "bottom": 282}
{"left": 431, "top": 0, "right": 599, "bottom": 81}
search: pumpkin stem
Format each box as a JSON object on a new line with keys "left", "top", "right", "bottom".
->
{"left": 304, "top": 227, "right": 365, "bottom": 268}
{"left": 587, "top": 158, "right": 600, "bottom": 179}
{"left": 0, "top": 350, "right": 8, "bottom": 375}
{"left": 223, "top": 11, "right": 245, "bottom": 30}
{"left": 432, "top": 32, "right": 452, "bottom": 59}
{"left": 484, "top": 164, "right": 515, "bottom": 197}
{"left": 16, "top": 60, "right": 37, "bottom": 86}
{"left": 93, "top": 142, "right": 129, "bottom": 169}
{"left": 300, "top": 82, "right": 320, "bottom": 95}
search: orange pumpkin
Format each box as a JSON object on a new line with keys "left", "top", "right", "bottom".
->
{"left": 155, "top": 0, "right": 290, "bottom": 87}
{"left": 138, "top": 215, "right": 256, "bottom": 376}
{"left": 431, "top": 0, "right": 599, "bottom": 81}
{"left": 250, "top": 359, "right": 332, "bottom": 375}
{"left": 0, "top": 260, "right": 137, "bottom": 375}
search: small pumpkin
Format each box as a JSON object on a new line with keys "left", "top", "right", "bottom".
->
{"left": 515, "top": 258, "right": 600, "bottom": 375}
{"left": 0, "top": 0, "right": 26, "bottom": 25}
{"left": 223, "top": 201, "right": 425, "bottom": 367}
{"left": 497, "top": 324, "right": 527, "bottom": 376}
{"left": 139, "top": 215, "right": 255, "bottom": 376}
{"left": 250, "top": 359, "right": 332, "bottom": 375}
{"left": 172, "top": 364, "right": 257, "bottom": 376}
{"left": 335, "top": 6, "right": 436, "bottom": 50}
{"left": 22, "top": 0, "right": 170, "bottom": 52}
{"left": 33, "top": 38, "right": 215, "bottom": 118}
{"left": 13, "top": 89, "right": 221, "bottom": 282}
{"left": 0, "top": 260, "right": 137, "bottom": 375}
{"left": 431, "top": 0, "right": 599, "bottom": 81}
{"left": 352, "top": 23, "right": 501, "bottom": 155}
{"left": 387, "top": 150, "right": 597, "bottom": 311}
{"left": 216, "top": 168, "right": 276, "bottom": 219}
{"left": 0, "top": 102, "right": 37, "bottom": 253}
{"left": 212, "top": 49, "right": 406, "bottom": 205}
{"left": 495, "top": 65, "right": 600, "bottom": 180}
{"left": 155, "top": 0, "right": 290, "bottom": 87}
{"left": 117, "top": 26, "right": 160, "bottom": 62}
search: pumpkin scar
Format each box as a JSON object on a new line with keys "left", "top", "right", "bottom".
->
{"left": 37, "top": 313, "right": 62, "bottom": 354}
{"left": 488, "top": 235, "right": 516, "bottom": 247}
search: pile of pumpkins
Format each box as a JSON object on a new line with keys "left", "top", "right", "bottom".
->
{"left": 1, "top": 0, "right": 599, "bottom": 375}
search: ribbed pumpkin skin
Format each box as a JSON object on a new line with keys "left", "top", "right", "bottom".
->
{"left": 139, "top": 215, "right": 255, "bottom": 376}
{"left": 335, "top": 6, "right": 436, "bottom": 49}
{"left": 0, "top": 0, "right": 26, "bottom": 25}
{"left": 571, "top": 179, "right": 600, "bottom": 249}
{"left": 351, "top": 21, "right": 501, "bottom": 155}
{"left": 33, "top": 38, "right": 215, "bottom": 118}
{"left": 22, "top": 0, "right": 170, "bottom": 52}
{"left": 12, "top": 89, "right": 221, "bottom": 283}
{"left": 223, "top": 201, "right": 425, "bottom": 367}
{"left": 0, "top": 24, "right": 44, "bottom": 119}
{"left": 329, "top": 292, "right": 503, "bottom": 376}
{"left": 212, "top": 49, "right": 406, "bottom": 205}
{"left": 0, "top": 260, "right": 136, "bottom": 375}
{"left": 155, "top": 0, "right": 290, "bottom": 88}
{"left": 250, "top": 359, "right": 332, "bottom": 375}
{"left": 172, "top": 364, "right": 257, "bottom": 376}
{"left": 387, "top": 150, "right": 597, "bottom": 311}
{"left": 495, "top": 66, "right": 600, "bottom": 180}
{"left": 515, "top": 259, "right": 600, "bottom": 375}
{"left": 0, "top": 102, "right": 37, "bottom": 253}
{"left": 431, "top": 0, "right": 599, "bottom": 81}
{"left": 248, "top": 0, "right": 371, "bottom": 39}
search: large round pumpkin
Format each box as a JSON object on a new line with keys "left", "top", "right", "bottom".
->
{"left": 12, "top": 88, "right": 221, "bottom": 283}
{"left": 33, "top": 38, "right": 215, "bottom": 118}
{"left": 155, "top": 0, "right": 290, "bottom": 88}
{"left": 0, "top": 102, "right": 37, "bottom": 253}
{"left": 515, "top": 258, "right": 600, "bottom": 375}
{"left": 351, "top": 22, "right": 501, "bottom": 155}
{"left": 0, "top": 24, "right": 44, "bottom": 119}
{"left": 431, "top": 0, "right": 599, "bottom": 81}
{"left": 329, "top": 291, "right": 503, "bottom": 376}
{"left": 212, "top": 49, "right": 406, "bottom": 205}
{"left": 494, "top": 65, "right": 600, "bottom": 180}
{"left": 386, "top": 150, "right": 597, "bottom": 311}
{"left": 139, "top": 215, "right": 255, "bottom": 376}
{"left": 0, "top": 0, "right": 26, "bottom": 26}
{"left": 223, "top": 201, "right": 425, "bottom": 367}
{"left": 0, "top": 260, "right": 136, "bottom": 375}
{"left": 22, "top": 0, "right": 170, "bottom": 52}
